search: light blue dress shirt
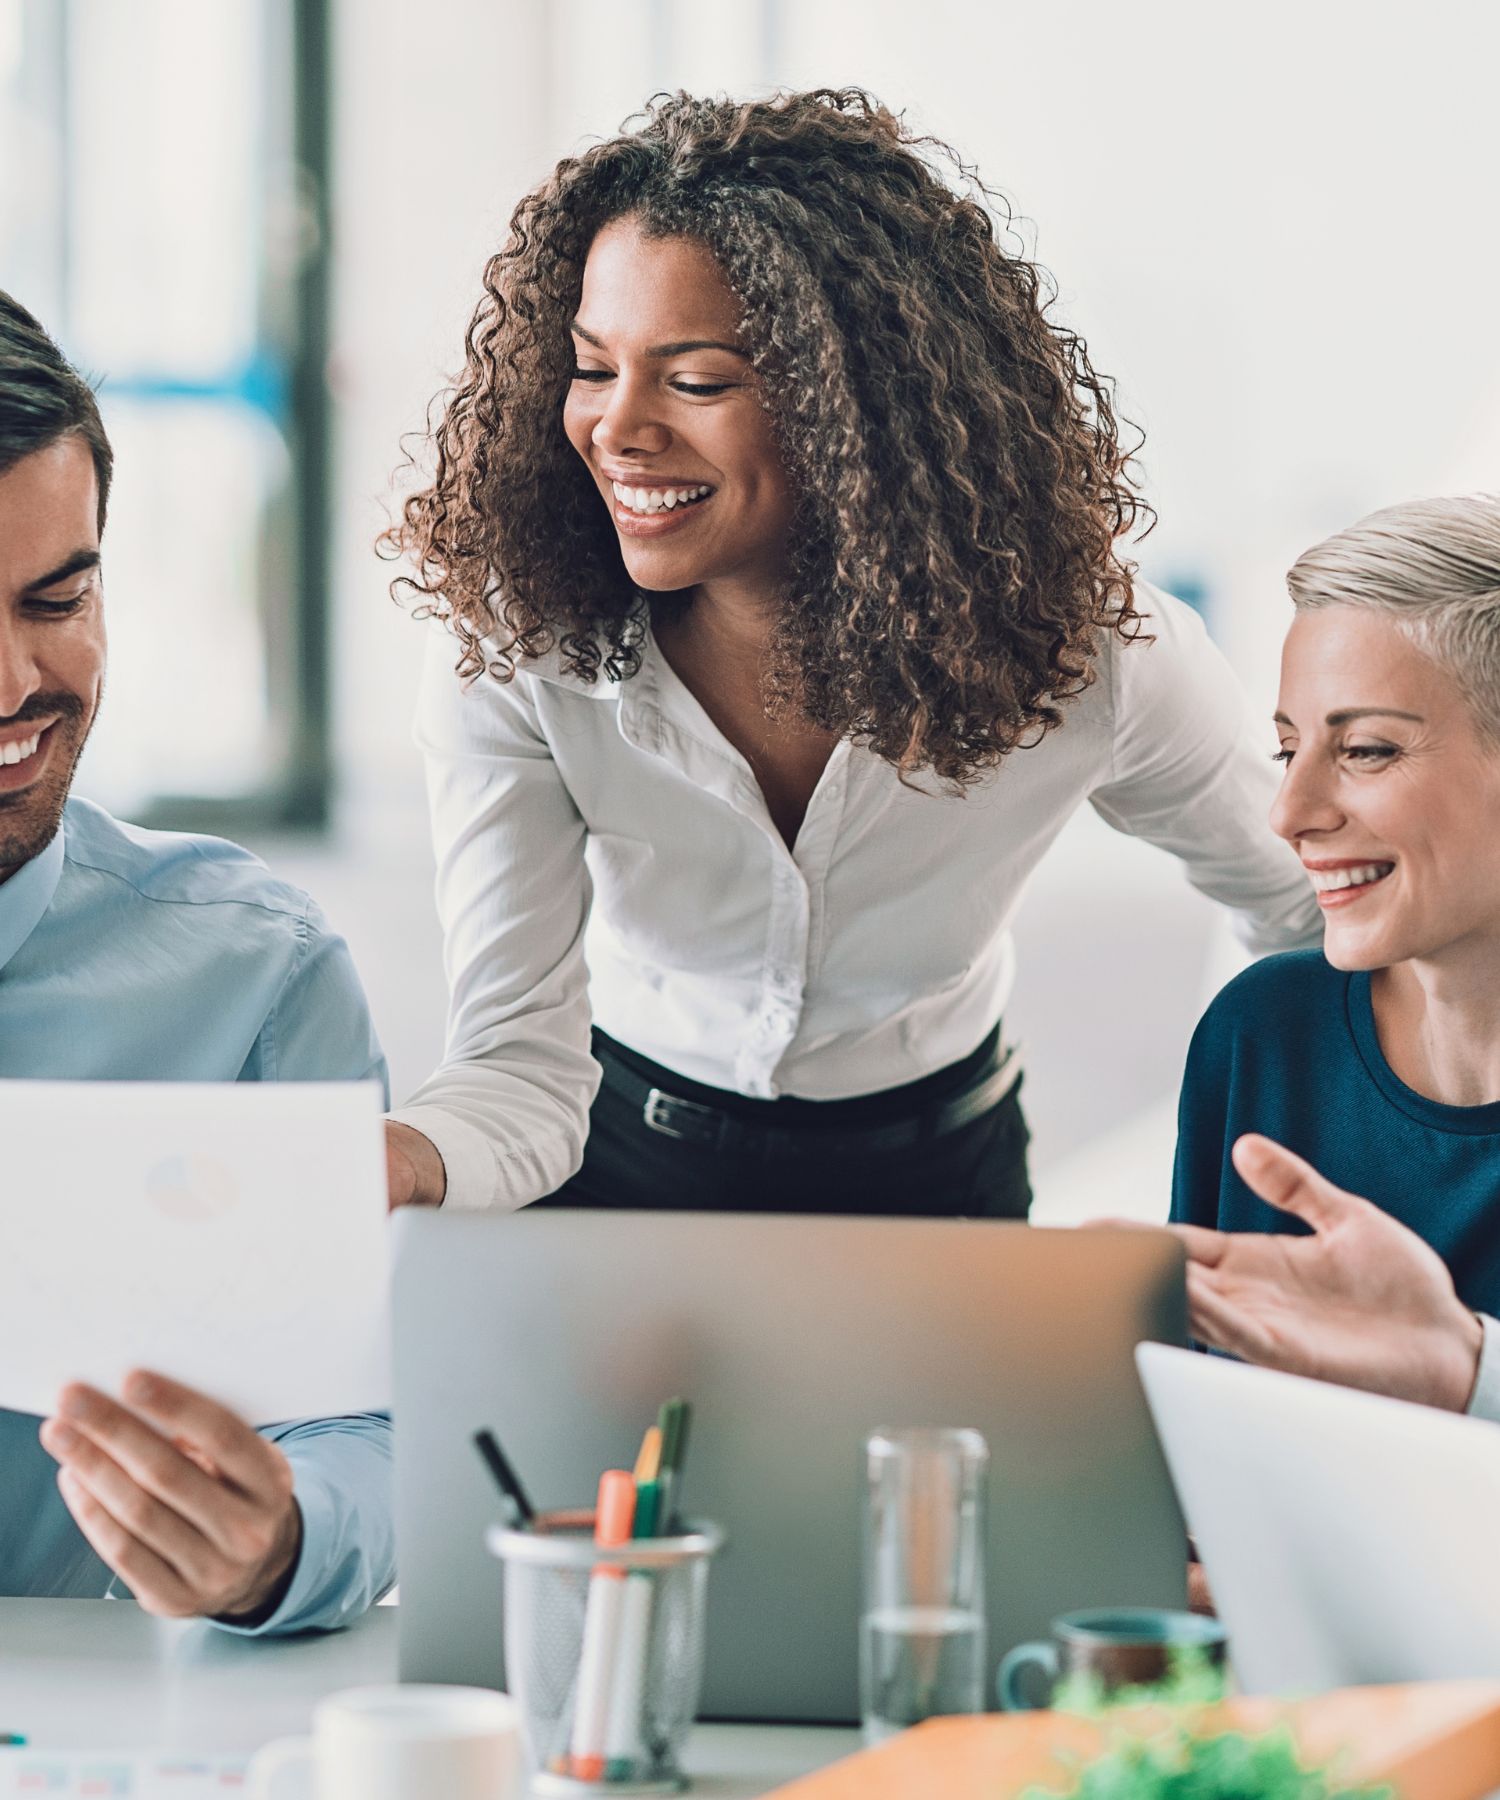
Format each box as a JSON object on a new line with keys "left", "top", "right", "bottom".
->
{"left": 0, "top": 797, "right": 395, "bottom": 1633}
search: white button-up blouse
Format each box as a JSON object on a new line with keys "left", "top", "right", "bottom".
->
{"left": 390, "top": 585, "right": 1321, "bottom": 1210}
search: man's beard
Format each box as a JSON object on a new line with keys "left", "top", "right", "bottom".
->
{"left": 0, "top": 695, "right": 91, "bottom": 877}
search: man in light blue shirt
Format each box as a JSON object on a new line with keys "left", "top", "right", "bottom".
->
{"left": 0, "top": 289, "right": 394, "bottom": 1632}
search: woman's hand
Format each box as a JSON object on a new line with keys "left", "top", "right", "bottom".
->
{"left": 385, "top": 1120, "right": 447, "bottom": 1210}
{"left": 39, "top": 1371, "right": 302, "bottom": 1622}
{"left": 1171, "top": 1133, "right": 1483, "bottom": 1412}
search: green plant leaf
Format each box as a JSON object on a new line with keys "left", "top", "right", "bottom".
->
{"left": 1022, "top": 1646, "right": 1391, "bottom": 1800}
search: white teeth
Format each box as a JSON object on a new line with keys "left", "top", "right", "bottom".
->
{"left": 609, "top": 481, "right": 711, "bottom": 516}
{"left": 1308, "top": 862, "right": 1394, "bottom": 893}
{"left": 0, "top": 732, "right": 41, "bottom": 767}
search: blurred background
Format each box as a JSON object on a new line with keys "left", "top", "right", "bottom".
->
{"left": 3, "top": 0, "right": 1497, "bottom": 1218}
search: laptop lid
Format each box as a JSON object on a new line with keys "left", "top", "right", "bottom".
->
{"left": 394, "top": 1209, "right": 1187, "bottom": 1722}
{"left": 1137, "top": 1342, "right": 1500, "bottom": 1693}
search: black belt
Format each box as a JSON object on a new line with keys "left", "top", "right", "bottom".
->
{"left": 600, "top": 1036, "right": 1020, "bottom": 1159}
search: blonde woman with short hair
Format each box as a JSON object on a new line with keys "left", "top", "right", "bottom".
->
{"left": 1172, "top": 494, "right": 1500, "bottom": 1383}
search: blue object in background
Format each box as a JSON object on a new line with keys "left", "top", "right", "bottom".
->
{"left": 1160, "top": 571, "right": 1211, "bottom": 620}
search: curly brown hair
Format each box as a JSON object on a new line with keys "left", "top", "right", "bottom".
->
{"left": 382, "top": 87, "right": 1151, "bottom": 784}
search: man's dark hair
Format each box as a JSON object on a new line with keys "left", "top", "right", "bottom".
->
{"left": 0, "top": 290, "right": 113, "bottom": 531}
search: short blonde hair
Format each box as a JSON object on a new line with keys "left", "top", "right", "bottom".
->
{"left": 1287, "top": 494, "right": 1500, "bottom": 743}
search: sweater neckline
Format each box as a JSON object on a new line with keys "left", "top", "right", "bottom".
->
{"left": 1347, "top": 970, "right": 1500, "bottom": 1136}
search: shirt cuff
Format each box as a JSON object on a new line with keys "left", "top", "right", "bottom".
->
{"left": 211, "top": 1462, "right": 382, "bottom": 1638}
{"left": 387, "top": 1103, "right": 530, "bottom": 1211}
{"left": 1465, "top": 1315, "right": 1500, "bottom": 1424}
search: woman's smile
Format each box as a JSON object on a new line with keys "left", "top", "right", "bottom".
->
{"left": 611, "top": 493, "right": 713, "bottom": 537}
{"left": 600, "top": 470, "right": 717, "bottom": 537}
{"left": 1303, "top": 858, "right": 1397, "bottom": 907}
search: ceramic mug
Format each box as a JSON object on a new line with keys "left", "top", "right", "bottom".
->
{"left": 248, "top": 1683, "right": 522, "bottom": 1800}
{"left": 997, "top": 1608, "right": 1228, "bottom": 1711}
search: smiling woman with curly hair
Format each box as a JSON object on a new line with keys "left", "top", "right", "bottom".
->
{"left": 381, "top": 88, "right": 1321, "bottom": 1218}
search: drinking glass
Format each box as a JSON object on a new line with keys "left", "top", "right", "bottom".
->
{"left": 860, "top": 1426, "right": 988, "bottom": 1744}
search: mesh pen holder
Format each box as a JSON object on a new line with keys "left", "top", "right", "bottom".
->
{"left": 488, "top": 1512, "right": 725, "bottom": 1797}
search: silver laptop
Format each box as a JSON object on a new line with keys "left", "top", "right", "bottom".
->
{"left": 393, "top": 1210, "right": 1187, "bottom": 1722}
{"left": 1138, "top": 1343, "right": 1500, "bottom": 1693}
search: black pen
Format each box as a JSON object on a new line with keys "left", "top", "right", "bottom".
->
{"left": 473, "top": 1428, "right": 536, "bottom": 1527}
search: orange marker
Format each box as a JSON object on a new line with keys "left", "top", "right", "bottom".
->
{"left": 569, "top": 1470, "right": 637, "bottom": 1781}
{"left": 634, "top": 1425, "right": 663, "bottom": 1485}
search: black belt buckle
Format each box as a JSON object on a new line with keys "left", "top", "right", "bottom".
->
{"left": 643, "top": 1088, "right": 723, "bottom": 1147}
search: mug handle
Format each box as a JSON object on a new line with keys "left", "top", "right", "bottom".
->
{"left": 996, "top": 1641, "right": 1059, "bottom": 1712}
{"left": 245, "top": 1734, "right": 313, "bottom": 1798}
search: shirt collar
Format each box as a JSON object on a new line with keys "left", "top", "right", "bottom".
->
{"left": 0, "top": 819, "right": 66, "bottom": 975}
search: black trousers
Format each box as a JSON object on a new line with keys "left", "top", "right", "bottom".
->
{"left": 539, "top": 1029, "right": 1033, "bottom": 1219}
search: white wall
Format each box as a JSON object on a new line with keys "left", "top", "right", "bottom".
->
{"left": 771, "top": 0, "right": 1500, "bottom": 689}
{"left": 265, "top": 0, "right": 1499, "bottom": 1217}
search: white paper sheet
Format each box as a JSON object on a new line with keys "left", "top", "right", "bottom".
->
{"left": 0, "top": 1750, "right": 247, "bottom": 1796}
{"left": 0, "top": 1081, "right": 389, "bottom": 1423}
{"left": 0, "top": 1749, "right": 248, "bottom": 1792}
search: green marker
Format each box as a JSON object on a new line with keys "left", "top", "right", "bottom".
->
{"left": 655, "top": 1397, "right": 692, "bottom": 1536}
{"left": 632, "top": 1472, "right": 661, "bottom": 1541}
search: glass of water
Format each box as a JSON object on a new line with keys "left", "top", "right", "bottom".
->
{"left": 860, "top": 1426, "right": 989, "bottom": 1745}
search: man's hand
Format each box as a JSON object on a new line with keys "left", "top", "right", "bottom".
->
{"left": 39, "top": 1371, "right": 302, "bottom": 1622}
{"left": 385, "top": 1119, "right": 447, "bottom": 1211}
{"left": 1171, "top": 1133, "right": 1483, "bottom": 1412}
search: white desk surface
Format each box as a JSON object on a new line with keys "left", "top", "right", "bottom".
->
{"left": 0, "top": 1599, "right": 858, "bottom": 1797}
